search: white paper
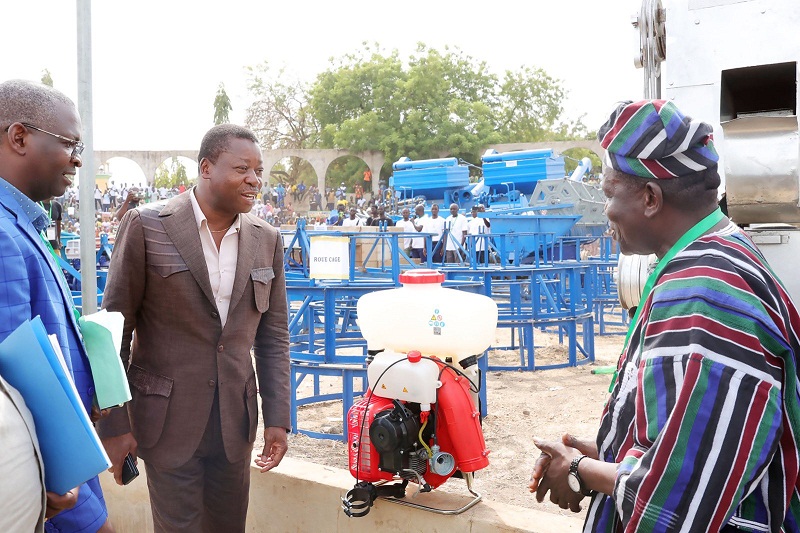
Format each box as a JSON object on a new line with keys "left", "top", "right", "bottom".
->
{"left": 81, "top": 309, "right": 124, "bottom": 358}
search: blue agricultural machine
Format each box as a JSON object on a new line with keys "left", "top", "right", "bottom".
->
{"left": 388, "top": 149, "right": 607, "bottom": 263}
{"left": 281, "top": 148, "right": 620, "bottom": 440}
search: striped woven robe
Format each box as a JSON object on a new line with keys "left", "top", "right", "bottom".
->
{"left": 584, "top": 222, "right": 800, "bottom": 533}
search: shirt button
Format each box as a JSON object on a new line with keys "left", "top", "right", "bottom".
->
{"left": 88, "top": 386, "right": 95, "bottom": 396}
{"left": 208, "top": 380, "right": 216, "bottom": 387}
{"left": 217, "top": 345, "right": 223, "bottom": 352}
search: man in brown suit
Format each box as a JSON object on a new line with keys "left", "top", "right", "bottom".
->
{"left": 97, "top": 124, "right": 290, "bottom": 532}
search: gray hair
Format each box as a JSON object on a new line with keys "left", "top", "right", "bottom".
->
{"left": 0, "top": 79, "right": 76, "bottom": 128}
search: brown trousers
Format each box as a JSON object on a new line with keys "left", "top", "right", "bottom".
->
{"left": 144, "top": 392, "right": 251, "bottom": 532}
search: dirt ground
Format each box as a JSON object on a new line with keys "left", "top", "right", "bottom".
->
{"left": 257, "top": 321, "right": 626, "bottom": 522}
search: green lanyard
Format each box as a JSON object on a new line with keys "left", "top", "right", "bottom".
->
{"left": 38, "top": 230, "right": 82, "bottom": 323}
{"left": 609, "top": 207, "right": 726, "bottom": 392}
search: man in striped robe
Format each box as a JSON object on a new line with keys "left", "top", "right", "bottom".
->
{"left": 529, "top": 100, "right": 800, "bottom": 532}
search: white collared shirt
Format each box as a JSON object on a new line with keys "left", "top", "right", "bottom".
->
{"left": 444, "top": 214, "right": 468, "bottom": 251}
{"left": 190, "top": 190, "right": 241, "bottom": 327}
{"left": 395, "top": 218, "right": 416, "bottom": 248}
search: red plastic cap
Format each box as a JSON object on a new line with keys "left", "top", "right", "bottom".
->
{"left": 407, "top": 350, "right": 422, "bottom": 363}
{"left": 399, "top": 269, "right": 445, "bottom": 284}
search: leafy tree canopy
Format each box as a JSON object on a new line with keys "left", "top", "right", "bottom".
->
{"left": 154, "top": 157, "right": 191, "bottom": 189}
{"left": 561, "top": 147, "right": 602, "bottom": 175}
{"left": 244, "top": 44, "right": 592, "bottom": 182}
{"left": 309, "top": 43, "right": 588, "bottom": 173}
{"left": 41, "top": 69, "right": 54, "bottom": 87}
{"left": 213, "top": 82, "right": 232, "bottom": 125}
{"left": 245, "top": 63, "right": 320, "bottom": 187}
{"left": 245, "top": 63, "right": 319, "bottom": 150}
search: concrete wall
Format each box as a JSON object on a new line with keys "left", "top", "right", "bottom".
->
{"left": 100, "top": 455, "right": 584, "bottom": 532}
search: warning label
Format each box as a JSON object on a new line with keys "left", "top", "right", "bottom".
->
{"left": 427, "top": 308, "right": 445, "bottom": 334}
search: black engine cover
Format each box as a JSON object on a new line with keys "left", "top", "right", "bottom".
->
{"left": 369, "top": 401, "right": 420, "bottom": 473}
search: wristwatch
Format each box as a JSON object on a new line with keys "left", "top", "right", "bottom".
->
{"left": 567, "top": 454, "right": 592, "bottom": 496}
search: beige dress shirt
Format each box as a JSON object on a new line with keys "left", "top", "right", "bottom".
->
{"left": 190, "top": 190, "right": 241, "bottom": 328}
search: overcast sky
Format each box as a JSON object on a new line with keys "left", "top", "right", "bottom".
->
{"left": 5, "top": 0, "right": 642, "bottom": 155}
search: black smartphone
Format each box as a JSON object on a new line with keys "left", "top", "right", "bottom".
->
{"left": 121, "top": 453, "right": 139, "bottom": 485}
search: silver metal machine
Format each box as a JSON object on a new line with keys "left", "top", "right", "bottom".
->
{"left": 620, "top": 0, "right": 800, "bottom": 306}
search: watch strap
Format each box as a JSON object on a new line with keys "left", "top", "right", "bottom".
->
{"left": 569, "top": 454, "right": 591, "bottom": 496}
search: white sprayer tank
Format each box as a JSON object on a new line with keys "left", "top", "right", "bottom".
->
{"left": 357, "top": 269, "right": 498, "bottom": 359}
{"left": 366, "top": 349, "right": 439, "bottom": 409}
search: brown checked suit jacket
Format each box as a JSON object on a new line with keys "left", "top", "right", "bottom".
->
{"left": 97, "top": 191, "right": 290, "bottom": 469}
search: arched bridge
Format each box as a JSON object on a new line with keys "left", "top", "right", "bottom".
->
{"left": 95, "top": 142, "right": 600, "bottom": 191}
{"left": 95, "top": 149, "right": 385, "bottom": 194}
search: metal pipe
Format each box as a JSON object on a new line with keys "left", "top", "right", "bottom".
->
{"left": 77, "top": 0, "right": 97, "bottom": 314}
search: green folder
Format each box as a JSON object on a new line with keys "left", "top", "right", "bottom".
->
{"left": 79, "top": 310, "right": 132, "bottom": 409}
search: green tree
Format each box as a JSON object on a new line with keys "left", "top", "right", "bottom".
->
{"left": 326, "top": 156, "right": 368, "bottom": 192}
{"left": 311, "top": 44, "right": 505, "bottom": 173}
{"left": 497, "top": 67, "right": 568, "bottom": 142}
{"left": 308, "top": 43, "right": 583, "bottom": 175}
{"left": 245, "top": 63, "right": 320, "bottom": 187}
{"left": 41, "top": 69, "right": 53, "bottom": 87}
{"left": 154, "top": 157, "right": 191, "bottom": 189}
{"left": 245, "top": 63, "right": 318, "bottom": 150}
{"left": 562, "top": 147, "right": 602, "bottom": 175}
{"left": 213, "top": 83, "right": 232, "bottom": 125}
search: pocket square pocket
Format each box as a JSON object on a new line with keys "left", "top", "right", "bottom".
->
{"left": 127, "top": 365, "right": 174, "bottom": 448}
{"left": 251, "top": 268, "right": 275, "bottom": 313}
{"left": 251, "top": 267, "right": 275, "bottom": 284}
{"left": 128, "top": 365, "right": 173, "bottom": 397}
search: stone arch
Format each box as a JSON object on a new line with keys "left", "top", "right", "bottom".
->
{"left": 265, "top": 155, "right": 319, "bottom": 211}
{"left": 104, "top": 156, "right": 148, "bottom": 188}
{"left": 95, "top": 150, "right": 199, "bottom": 185}
{"left": 155, "top": 155, "right": 200, "bottom": 185}
{"left": 262, "top": 149, "right": 385, "bottom": 197}
{"left": 324, "top": 154, "right": 372, "bottom": 193}
{"left": 95, "top": 149, "right": 386, "bottom": 194}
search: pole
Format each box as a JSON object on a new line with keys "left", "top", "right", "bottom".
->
{"left": 77, "top": 0, "right": 98, "bottom": 314}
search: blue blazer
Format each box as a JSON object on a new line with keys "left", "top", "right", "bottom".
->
{"left": 0, "top": 186, "right": 94, "bottom": 412}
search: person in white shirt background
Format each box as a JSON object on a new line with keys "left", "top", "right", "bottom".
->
{"left": 410, "top": 203, "right": 428, "bottom": 261}
{"left": 420, "top": 203, "right": 445, "bottom": 263}
{"left": 395, "top": 207, "right": 416, "bottom": 255}
{"left": 444, "top": 202, "right": 468, "bottom": 263}
{"left": 467, "top": 204, "right": 491, "bottom": 263}
{"left": 341, "top": 206, "right": 362, "bottom": 227}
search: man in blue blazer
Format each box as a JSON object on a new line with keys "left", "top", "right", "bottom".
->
{"left": 0, "top": 79, "right": 113, "bottom": 532}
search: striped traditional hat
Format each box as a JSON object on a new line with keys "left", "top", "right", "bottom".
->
{"left": 598, "top": 100, "right": 719, "bottom": 179}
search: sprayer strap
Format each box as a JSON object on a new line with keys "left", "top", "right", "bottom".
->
{"left": 342, "top": 481, "right": 409, "bottom": 518}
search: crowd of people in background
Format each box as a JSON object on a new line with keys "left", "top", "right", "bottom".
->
{"left": 56, "top": 176, "right": 496, "bottom": 267}
{"left": 57, "top": 179, "right": 379, "bottom": 240}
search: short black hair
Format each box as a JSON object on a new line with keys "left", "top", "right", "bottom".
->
{"left": 198, "top": 124, "right": 259, "bottom": 164}
{"left": 0, "top": 79, "right": 76, "bottom": 129}
{"left": 606, "top": 166, "right": 720, "bottom": 212}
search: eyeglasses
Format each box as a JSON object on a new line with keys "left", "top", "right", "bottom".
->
{"left": 21, "top": 123, "right": 85, "bottom": 159}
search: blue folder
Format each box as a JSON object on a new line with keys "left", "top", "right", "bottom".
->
{"left": 0, "top": 317, "right": 111, "bottom": 494}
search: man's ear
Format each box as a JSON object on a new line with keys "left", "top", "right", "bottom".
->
{"left": 198, "top": 158, "right": 212, "bottom": 180}
{"left": 5, "top": 123, "right": 28, "bottom": 155}
{"left": 642, "top": 181, "right": 664, "bottom": 218}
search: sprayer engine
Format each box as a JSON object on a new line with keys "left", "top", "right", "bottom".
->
{"left": 343, "top": 351, "right": 489, "bottom": 517}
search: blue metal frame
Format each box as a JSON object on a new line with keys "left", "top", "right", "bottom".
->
{"left": 279, "top": 221, "right": 633, "bottom": 440}
{"left": 441, "top": 264, "right": 595, "bottom": 371}
{"left": 285, "top": 277, "right": 487, "bottom": 440}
